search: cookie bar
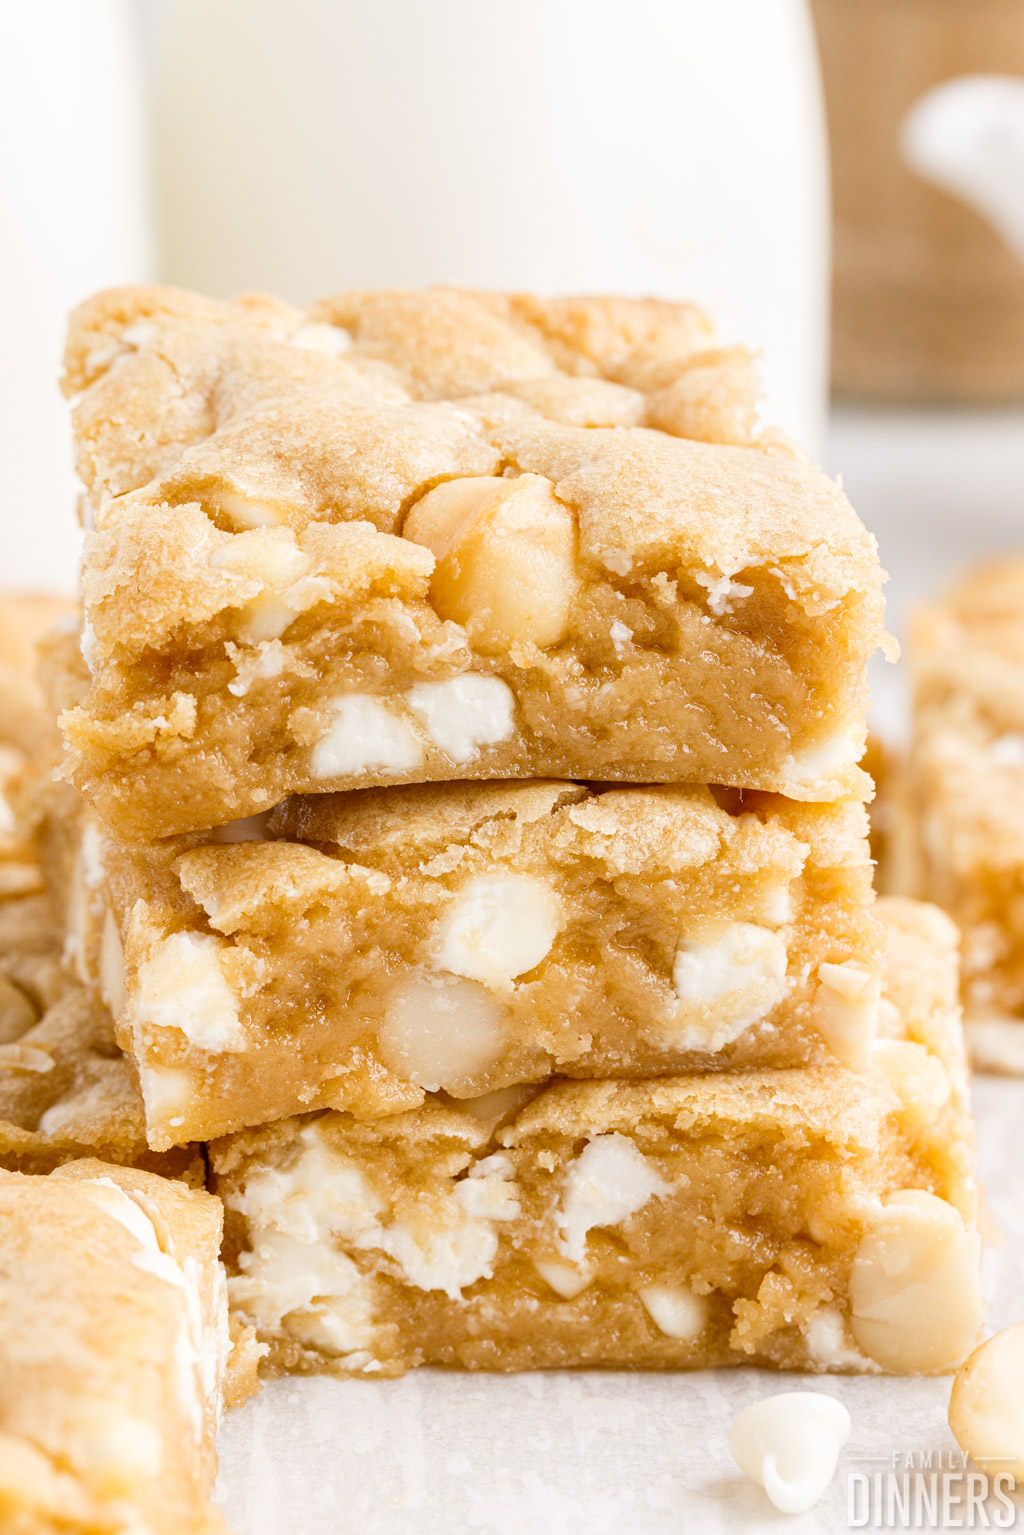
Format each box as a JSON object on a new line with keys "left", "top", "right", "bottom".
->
{"left": 0, "top": 984, "right": 202, "bottom": 1180}
{"left": 899, "top": 559, "right": 1024, "bottom": 1070}
{"left": 70, "top": 779, "right": 880, "bottom": 1148}
{"left": 212, "top": 897, "right": 981, "bottom": 1379}
{"left": 60, "top": 285, "right": 886, "bottom": 838}
{"left": 0, "top": 1159, "right": 231, "bottom": 1533}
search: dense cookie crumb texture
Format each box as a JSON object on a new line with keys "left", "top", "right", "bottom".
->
{"left": 212, "top": 898, "right": 979, "bottom": 1379}
{"left": 62, "top": 285, "right": 885, "bottom": 837}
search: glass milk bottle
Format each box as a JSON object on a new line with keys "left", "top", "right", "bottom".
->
{"left": 0, "top": 0, "right": 151, "bottom": 592}
{"left": 154, "top": 0, "right": 828, "bottom": 450}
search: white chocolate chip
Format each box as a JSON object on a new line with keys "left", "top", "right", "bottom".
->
{"left": 290, "top": 322, "right": 352, "bottom": 355}
{"left": 310, "top": 695, "right": 423, "bottom": 779}
{"left": 728, "top": 1392, "right": 850, "bottom": 1514}
{"left": 609, "top": 620, "right": 633, "bottom": 655}
{"left": 638, "top": 1283, "right": 707, "bottom": 1341}
{"left": 949, "top": 1322, "right": 1024, "bottom": 1478}
{"left": 694, "top": 569, "right": 754, "bottom": 616}
{"left": 133, "top": 932, "right": 246, "bottom": 1054}
{"left": 557, "top": 1134, "right": 669, "bottom": 1266}
{"left": 667, "top": 923, "right": 788, "bottom": 1050}
{"left": 100, "top": 908, "right": 127, "bottom": 1018}
{"left": 759, "top": 882, "right": 793, "bottom": 927}
{"left": 406, "top": 674, "right": 515, "bottom": 762}
{"left": 79, "top": 1416, "right": 165, "bottom": 1496}
{"left": 786, "top": 725, "right": 863, "bottom": 790}
{"left": 137, "top": 1064, "right": 195, "bottom": 1125}
{"left": 803, "top": 1307, "right": 870, "bottom": 1368}
{"left": 229, "top": 1125, "right": 518, "bottom": 1320}
{"left": 809, "top": 961, "right": 880, "bottom": 1067}
{"left": 377, "top": 973, "right": 509, "bottom": 1092}
{"left": 600, "top": 548, "right": 632, "bottom": 576}
{"left": 434, "top": 875, "right": 562, "bottom": 990}
{"left": 989, "top": 733, "right": 1024, "bottom": 766}
{"left": 209, "top": 488, "right": 285, "bottom": 530}
{"left": 535, "top": 1260, "right": 590, "bottom": 1299}
{"left": 849, "top": 1191, "right": 983, "bottom": 1373}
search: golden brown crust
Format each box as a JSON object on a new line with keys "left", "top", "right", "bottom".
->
{"left": 61, "top": 285, "right": 884, "bottom": 836}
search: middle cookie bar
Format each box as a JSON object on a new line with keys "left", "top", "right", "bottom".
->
{"left": 70, "top": 779, "right": 881, "bottom": 1149}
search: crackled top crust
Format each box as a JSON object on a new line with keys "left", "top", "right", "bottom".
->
{"left": 60, "top": 286, "right": 886, "bottom": 833}
{"left": 67, "top": 284, "right": 879, "bottom": 650}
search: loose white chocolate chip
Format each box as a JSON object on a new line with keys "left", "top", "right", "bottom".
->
{"left": 310, "top": 695, "right": 423, "bottom": 779}
{"left": 638, "top": 1283, "right": 707, "bottom": 1341}
{"left": 557, "top": 1134, "right": 669, "bottom": 1266}
{"left": 435, "top": 875, "right": 562, "bottom": 990}
{"left": 849, "top": 1190, "right": 983, "bottom": 1373}
{"left": 378, "top": 973, "right": 509, "bottom": 1092}
{"left": 809, "top": 961, "right": 880, "bottom": 1067}
{"left": 403, "top": 473, "right": 579, "bottom": 651}
{"left": 729, "top": 1392, "right": 850, "bottom": 1514}
{"left": 668, "top": 923, "right": 788, "bottom": 1050}
{"left": 406, "top": 674, "right": 515, "bottom": 762}
{"left": 949, "top": 1322, "right": 1024, "bottom": 1478}
{"left": 534, "top": 1260, "right": 590, "bottom": 1299}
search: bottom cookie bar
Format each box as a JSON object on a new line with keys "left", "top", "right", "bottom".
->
{"left": 0, "top": 1159, "right": 236, "bottom": 1534}
{"left": 214, "top": 897, "right": 980, "bottom": 1379}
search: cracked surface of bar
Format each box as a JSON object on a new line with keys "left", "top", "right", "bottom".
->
{"left": 61, "top": 286, "right": 885, "bottom": 838}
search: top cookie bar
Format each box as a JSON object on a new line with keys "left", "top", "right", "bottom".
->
{"left": 63, "top": 286, "right": 885, "bottom": 838}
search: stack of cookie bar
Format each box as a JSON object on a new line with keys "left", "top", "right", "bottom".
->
{"left": 36, "top": 285, "right": 982, "bottom": 1385}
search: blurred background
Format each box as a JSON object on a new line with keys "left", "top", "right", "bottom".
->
{"left": 2, "top": 0, "right": 1022, "bottom": 734}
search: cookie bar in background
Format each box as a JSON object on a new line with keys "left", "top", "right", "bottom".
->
{"left": 60, "top": 286, "right": 886, "bottom": 839}
{"left": 58, "top": 776, "right": 882, "bottom": 1148}
{"left": 0, "top": 595, "right": 74, "bottom": 898}
{"left": 0, "top": 1159, "right": 236, "bottom": 1534}
{"left": 0, "top": 985, "right": 203, "bottom": 1181}
{"left": 898, "top": 558, "right": 1024, "bottom": 1070}
{"left": 212, "top": 897, "right": 980, "bottom": 1380}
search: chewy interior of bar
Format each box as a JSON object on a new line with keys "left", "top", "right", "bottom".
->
{"left": 212, "top": 898, "right": 979, "bottom": 1381}
{"left": 69, "top": 778, "right": 881, "bottom": 1147}
{"left": 60, "top": 286, "right": 885, "bottom": 838}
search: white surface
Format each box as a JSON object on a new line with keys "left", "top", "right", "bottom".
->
{"left": 216, "top": 408, "right": 1024, "bottom": 1531}
{"left": 152, "top": 0, "right": 828, "bottom": 450}
{"left": 0, "top": 0, "right": 152, "bottom": 594}
{"left": 217, "top": 1079, "right": 1024, "bottom": 1533}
